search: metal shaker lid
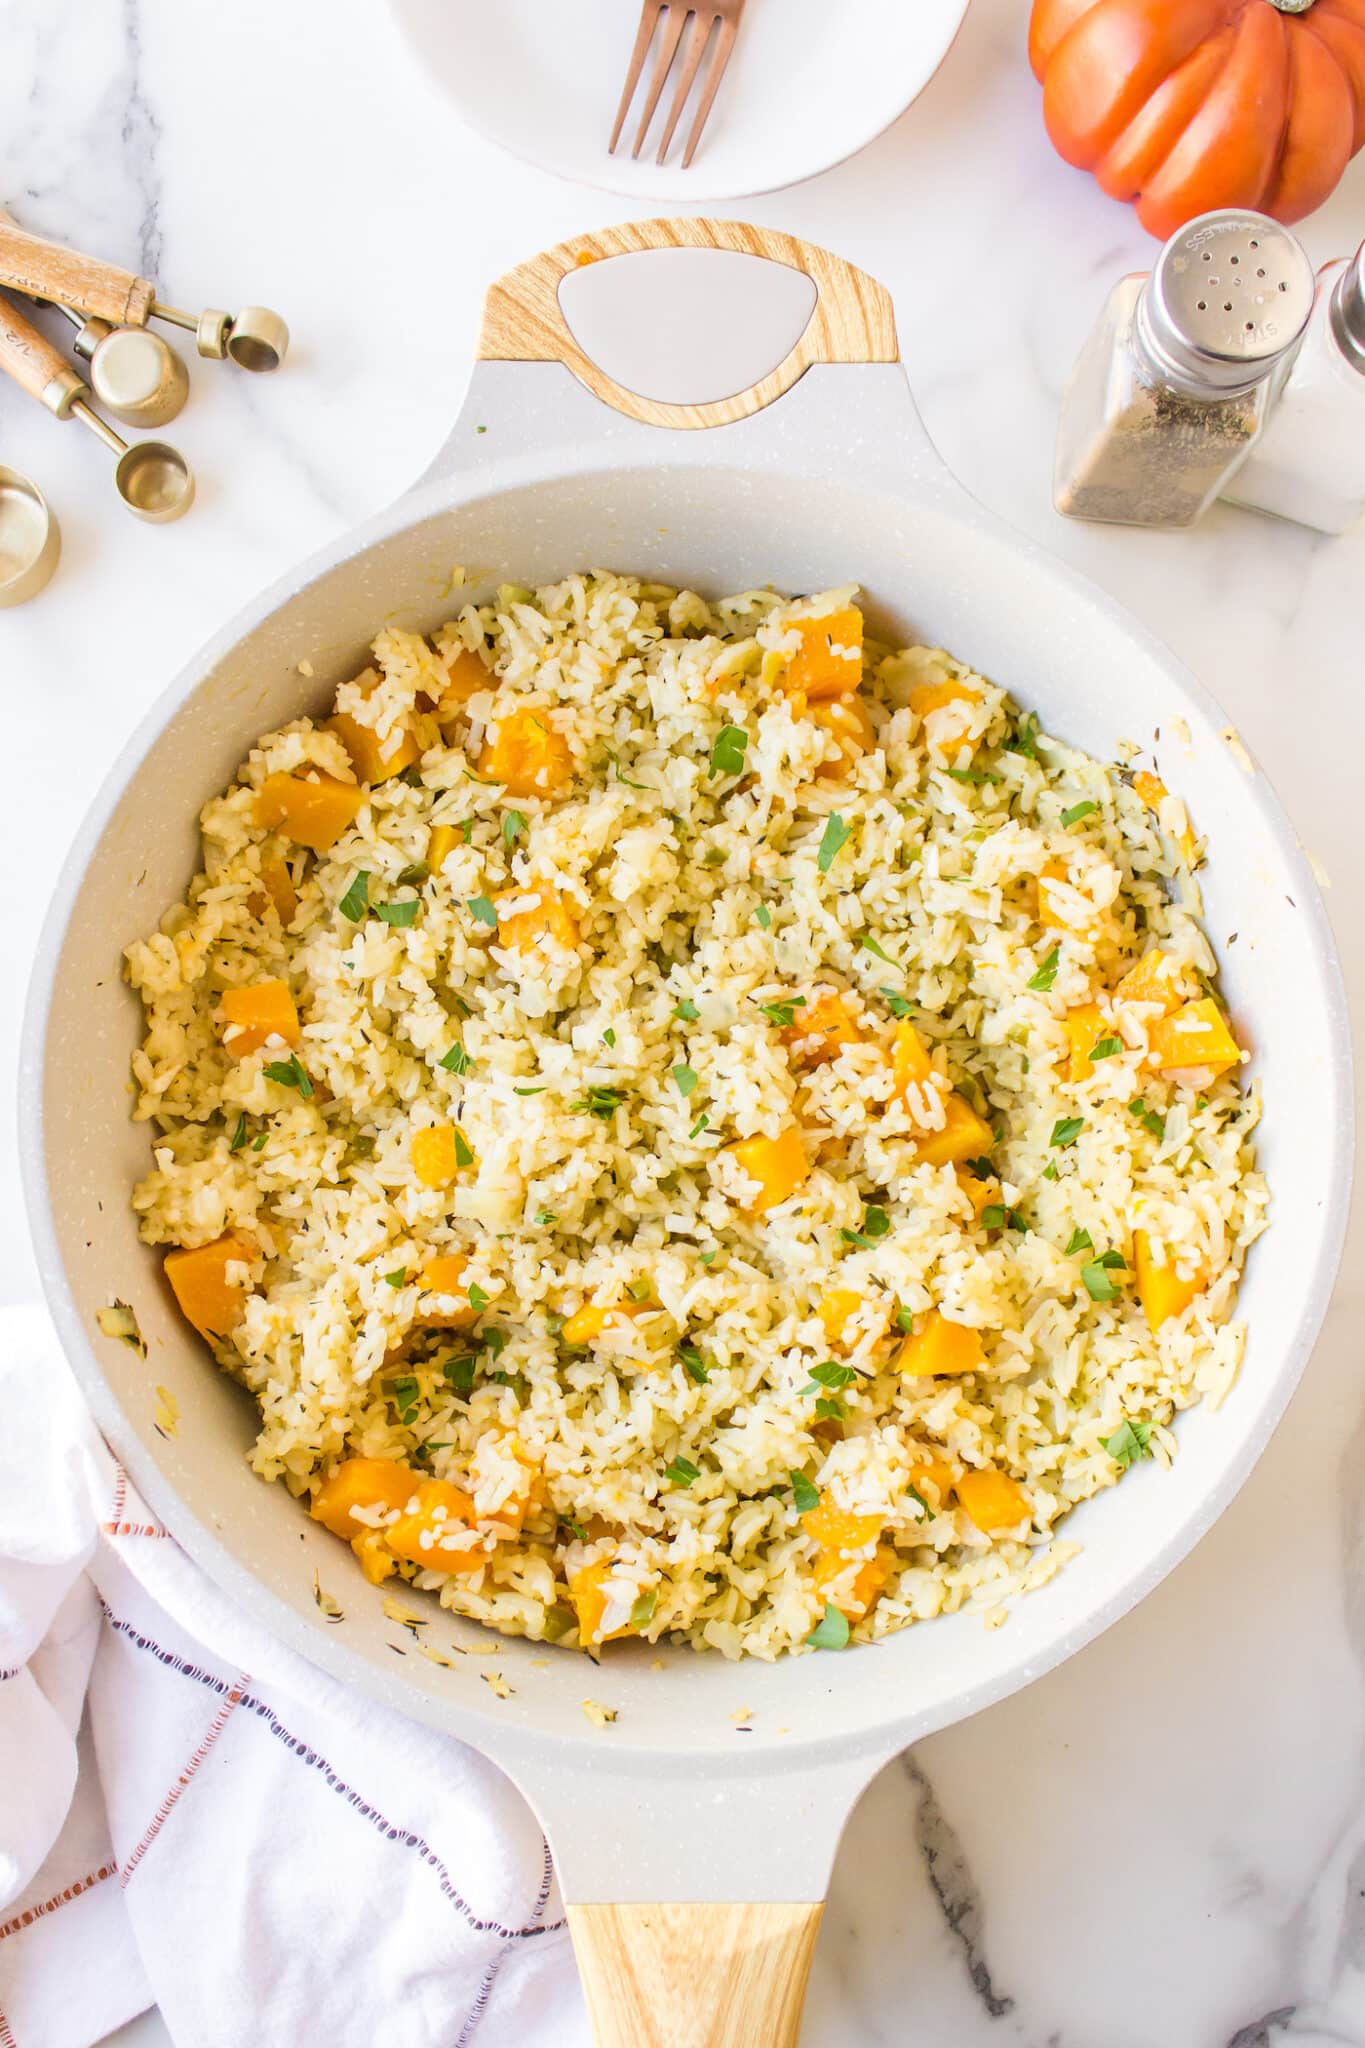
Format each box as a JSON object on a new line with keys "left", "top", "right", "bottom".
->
{"left": 1329, "top": 240, "right": 1365, "bottom": 377}
{"left": 1137, "top": 210, "right": 1315, "bottom": 394}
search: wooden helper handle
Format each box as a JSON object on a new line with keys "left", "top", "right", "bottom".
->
{"left": 479, "top": 217, "right": 898, "bottom": 431}
{"left": 567, "top": 1902, "right": 822, "bottom": 2047}
{"left": 0, "top": 290, "right": 86, "bottom": 412}
{"left": 0, "top": 216, "right": 155, "bottom": 327}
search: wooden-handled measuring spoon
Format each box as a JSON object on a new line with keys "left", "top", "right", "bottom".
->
{"left": 0, "top": 291, "right": 194, "bottom": 521}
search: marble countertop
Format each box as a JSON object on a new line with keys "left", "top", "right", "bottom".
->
{"left": 5, "top": 0, "right": 1365, "bottom": 2042}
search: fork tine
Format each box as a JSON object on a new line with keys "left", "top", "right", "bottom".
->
{"left": 679, "top": 12, "right": 737, "bottom": 167}
{"left": 632, "top": 5, "right": 690, "bottom": 159}
{"left": 654, "top": 9, "right": 715, "bottom": 165}
{"left": 608, "top": 0, "right": 665, "bottom": 156}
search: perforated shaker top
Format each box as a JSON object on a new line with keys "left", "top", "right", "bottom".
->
{"left": 1140, "top": 211, "right": 1316, "bottom": 393}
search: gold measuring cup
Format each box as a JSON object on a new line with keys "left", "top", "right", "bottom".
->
{"left": 0, "top": 214, "right": 288, "bottom": 369}
{"left": 0, "top": 291, "right": 194, "bottom": 522}
{"left": 0, "top": 464, "right": 59, "bottom": 605}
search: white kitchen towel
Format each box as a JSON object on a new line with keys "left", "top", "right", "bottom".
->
{"left": 0, "top": 1305, "right": 588, "bottom": 2048}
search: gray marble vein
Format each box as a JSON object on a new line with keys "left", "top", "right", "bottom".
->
{"left": 902, "top": 1752, "right": 1015, "bottom": 2021}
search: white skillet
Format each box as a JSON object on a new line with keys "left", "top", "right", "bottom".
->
{"left": 21, "top": 220, "right": 1352, "bottom": 2045}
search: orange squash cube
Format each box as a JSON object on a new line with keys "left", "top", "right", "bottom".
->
{"left": 817, "top": 1287, "right": 863, "bottom": 1350}
{"left": 729, "top": 1126, "right": 810, "bottom": 1213}
{"left": 908, "top": 678, "right": 981, "bottom": 720}
{"left": 897, "top": 1309, "right": 985, "bottom": 1378}
{"left": 892, "top": 1018, "right": 934, "bottom": 1094}
{"left": 956, "top": 1467, "right": 1029, "bottom": 1535}
{"left": 246, "top": 854, "right": 297, "bottom": 927}
{"left": 438, "top": 647, "right": 493, "bottom": 714}
{"left": 351, "top": 1529, "right": 398, "bottom": 1585}
{"left": 1134, "top": 1229, "right": 1205, "bottom": 1331}
{"left": 1131, "top": 770, "right": 1199, "bottom": 865}
{"left": 418, "top": 1255, "right": 477, "bottom": 1329}
{"left": 1148, "top": 997, "right": 1241, "bottom": 1079}
{"left": 310, "top": 1456, "right": 418, "bottom": 1540}
{"left": 783, "top": 990, "right": 861, "bottom": 1066}
{"left": 954, "top": 1164, "right": 999, "bottom": 1220}
{"left": 911, "top": 1093, "right": 995, "bottom": 1167}
{"left": 219, "top": 979, "right": 299, "bottom": 1057}
{"left": 783, "top": 607, "right": 863, "bottom": 703}
{"left": 811, "top": 694, "right": 875, "bottom": 776}
{"left": 561, "top": 1299, "right": 652, "bottom": 1346}
{"left": 804, "top": 1498, "right": 889, "bottom": 1619}
{"left": 327, "top": 709, "right": 418, "bottom": 783}
{"left": 495, "top": 886, "right": 580, "bottom": 952}
{"left": 1113, "top": 949, "right": 1187, "bottom": 1015}
{"left": 569, "top": 1557, "right": 639, "bottom": 1646}
{"left": 385, "top": 1479, "right": 486, "bottom": 1573}
{"left": 478, "top": 705, "right": 572, "bottom": 797}
{"left": 256, "top": 771, "right": 365, "bottom": 852}
{"left": 1063, "top": 1001, "right": 1107, "bottom": 1084}
{"left": 1037, "top": 859, "right": 1103, "bottom": 939}
{"left": 164, "top": 1230, "right": 256, "bottom": 1344}
{"left": 427, "top": 823, "right": 458, "bottom": 876}
{"left": 906, "top": 1453, "right": 958, "bottom": 1511}
{"left": 412, "top": 1123, "right": 476, "bottom": 1189}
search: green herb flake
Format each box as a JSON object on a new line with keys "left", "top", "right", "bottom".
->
{"left": 1064, "top": 1227, "right": 1094, "bottom": 1256}
{"left": 790, "top": 1470, "right": 819, "bottom": 1514}
{"left": 389, "top": 1374, "right": 420, "bottom": 1422}
{"left": 757, "top": 997, "right": 805, "bottom": 1028}
{"left": 813, "top": 1395, "right": 846, "bottom": 1422}
{"left": 453, "top": 1129, "right": 476, "bottom": 1169}
{"left": 630, "top": 1590, "right": 658, "bottom": 1628}
{"left": 817, "top": 813, "right": 851, "bottom": 875}
{"left": 571, "top": 1086, "right": 626, "bottom": 1121}
{"left": 1102, "top": 1418, "right": 1154, "bottom": 1470}
{"left": 395, "top": 861, "right": 430, "bottom": 887}
{"left": 689, "top": 1114, "right": 710, "bottom": 1139}
{"left": 375, "top": 898, "right": 420, "bottom": 928}
{"left": 673, "top": 999, "right": 700, "bottom": 1022}
{"left": 680, "top": 1344, "right": 710, "bottom": 1383}
{"left": 672, "top": 1064, "right": 699, "bottom": 1097}
{"left": 881, "top": 986, "right": 913, "bottom": 1017}
{"left": 443, "top": 1356, "right": 476, "bottom": 1396}
{"left": 1062, "top": 801, "right": 1098, "bottom": 828}
{"left": 467, "top": 895, "right": 499, "bottom": 927}
{"left": 263, "top": 1054, "right": 314, "bottom": 1099}
{"left": 803, "top": 1360, "right": 857, "bottom": 1393}
{"left": 664, "top": 1456, "right": 700, "bottom": 1487}
{"left": 906, "top": 1483, "right": 936, "bottom": 1521}
{"left": 856, "top": 933, "right": 897, "bottom": 964}
{"left": 384, "top": 1268, "right": 408, "bottom": 1289}
{"left": 533, "top": 1207, "right": 556, "bottom": 1227}
{"left": 1089, "top": 1036, "right": 1123, "bottom": 1061}
{"left": 945, "top": 766, "right": 1001, "bottom": 786}
{"left": 755, "top": 904, "right": 772, "bottom": 930}
{"left": 1027, "top": 945, "right": 1060, "bottom": 993}
{"left": 1051, "top": 1116, "right": 1085, "bottom": 1148}
{"left": 863, "top": 1206, "right": 891, "bottom": 1239}
{"left": 489, "top": 1368, "right": 528, "bottom": 1404}
{"left": 709, "top": 724, "right": 750, "bottom": 779}
{"left": 602, "top": 1028, "right": 616, "bottom": 1048}
{"left": 515, "top": 1085, "right": 546, "bottom": 1096}
{"left": 894, "top": 1301, "right": 915, "bottom": 1333}
{"left": 697, "top": 1249, "right": 718, "bottom": 1268}
{"left": 502, "top": 809, "right": 528, "bottom": 849}
{"left": 807, "top": 1602, "right": 851, "bottom": 1650}
{"left": 1128, "top": 1096, "right": 1167, "bottom": 1139}
{"left": 981, "top": 1204, "right": 1007, "bottom": 1230}
{"left": 1081, "top": 1257, "right": 1125, "bottom": 1302}
{"left": 1041, "top": 1159, "right": 1059, "bottom": 1181}
{"left": 338, "top": 871, "right": 371, "bottom": 922}
{"left": 228, "top": 1111, "right": 249, "bottom": 1153}
{"left": 440, "top": 1043, "right": 472, "bottom": 1074}
{"left": 252, "top": 1130, "right": 269, "bottom": 1152}
{"left": 467, "top": 1282, "right": 490, "bottom": 1313}
{"left": 1005, "top": 711, "right": 1041, "bottom": 759}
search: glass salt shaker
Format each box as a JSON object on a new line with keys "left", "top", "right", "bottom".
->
{"left": 1222, "top": 241, "right": 1365, "bottom": 533}
{"left": 1054, "top": 210, "right": 1316, "bottom": 529}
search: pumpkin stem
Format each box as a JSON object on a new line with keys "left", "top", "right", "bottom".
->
{"left": 1264, "top": 0, "right": 1317, "bottom": 11}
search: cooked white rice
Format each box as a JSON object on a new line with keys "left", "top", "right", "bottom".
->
{"left": 126, "top": 572, "right": 1265, "bottom": 1661}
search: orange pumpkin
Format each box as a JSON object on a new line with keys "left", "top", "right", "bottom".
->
{"left": 1029, "top": 0, "right": 1365, "bottom": 239}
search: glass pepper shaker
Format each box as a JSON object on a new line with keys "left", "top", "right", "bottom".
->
{"left": 1222, "top": 240, "right": 1365, "bottom": 534}
{"left": 1054, "top": 210, "right": 1316, "bottom": 529}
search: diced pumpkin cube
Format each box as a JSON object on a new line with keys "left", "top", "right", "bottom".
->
{"left": 386, "top": 1478, "right": 486, "bottom": 1572}
{"left": 478, "top": 705, "right": 572, "bottom": 797}
{"left": 804, "top": 1498, "right": 889, "bottom": 1619}
{"left": 906, "top": 1453, "right": 958, "bottom": 1510}
{"left": 729, "top": 1126, "right": 810, "bottom": 1213}
{"left": 1134, "top": 1229, "right": 1205, "bottom": 1331}
{"left": 811, "top": 694, "right": 875, "bottom": 776}
{"left": 908, "top": 678, "right": 981, "bottom": 720}
{"left": 956, "top": 1467, "right": 1029, "bottom": 1535}
{"left": 569, "top": 1558, "right": 638, "bottom": 1646}
{"left": 817, "top": 1288, "right": 863, "bottom": 1350}
{"left": 1148, "top": 998, "right": 1241, "bottom": 1079}
{"left": 495, "top": 886, "right": 580, "bottom": 952}
{"left": 1131, "top": 771, "right": 1198, "bottom": 865}
{"left": 954, "top": 1164, "right": 999, "bottom": 1220}
{"left": 1037, "top": 859, "right": 1103, "bottom": 939}
{"left": 802, "top": 1498, "right": 883, "bottom": 1557}
{"left": 892, "top": 1017, "right": 934, "bottom": 1095}
{"left": 327, "top": 709, "right": 418, "bottom": 783}
{"left": 1113, "top": 949, "right": 1187, "bottom": 1015}
{"left": 256, "top": 771, "right": 365, "bottom": 852}
{"left": 310, "top": 1456, "right": 417, "bottom": 1539}
{"left": 418, "top": 1255, "right": 477, "bottom": 1329}
{"left": 781, "top": 606, "right": 863, "bottom": 703}
{"left": 412, "top": 1122, "right": 476, "bottom": 1188}
{"left": 1064, "top": 1001, "right": 1106, "bottom": 1084}
{"left": 247, "top": 854, "right": 297, "bottom": 926}
{"left": 815, "top": 1542, "right": 893, "bottom": 1620}
{"left": 438, "top": 647, "right": 493, "bottom": 713}
{"left": 783, "top": 989, "right": 861, "bottom": 1066}
{"left": 351, "top": 1529, "right": 398, "bottom": 1584}
{"left": 911, "top": 1093, "right": 994, "bottom": 1167}
{"left": 164, "top": 1230, "right": 256, "bottom": 1344}
{"left": 427, "top": 823, "right": 458, "bottom": 876}
{"left": 219, "top": 979, "right": 299, "bottom": 1057}
{"left": 897, "top": 1309, "right": 985, "bottom": 1378}
{"left": 561, "top": 1300, "right": 651, "bottom": 1346}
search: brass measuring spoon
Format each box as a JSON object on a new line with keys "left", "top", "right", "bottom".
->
{"left": 53, "top": 305, "right": 190, "bottom": 428}
{"left": 0, "top": 291, "right": 194, "bottom": 522}
{"left": 0, "top": 464, "right": 60, "bottom": 604}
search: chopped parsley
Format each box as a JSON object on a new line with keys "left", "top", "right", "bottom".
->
{"left": 807, "top": 1602, "right": 851, "bottom": 1650}
{"left": 1041, "top": 1159, "right": 1059, "bottom": 1181}
{"left": 672, "top": 1064, "right": 699, "bottom": 1097}
{"left": 803, "top": 1360, "right": 857, "bottom": 1393}
{"left": 443, "top": 1356, "right": 476, "bottom": 1396}
{"left": 856, "top": 933, "right": 897, "bottom": 964}
{"left": 673, "top": 999, "right": 700, "bottom": 1022}
{"left": 467, "top": 1282, "right": 490, "bottom": 1313}
{"left": 338, "top": 870, "right": 371, "bottom": 922}
{"left": 1027, "top": 945, "right": 1060, "bottom": 993}
{"left": 252, "top": 1130, "right": 269, "bottom": 1151}
{"left": 571, "top": 1086, "right": 626, "bottom": 1120}
{"left": 757, "top": 997, "right": 805, "bottom": 1028}
{"left": 395, "top": 861, "right": 429, "bottom": 887}
{"left": 790, "top": 1470, "right": 819, "bottom": 1514}
{"left": 452, "top": 1129, "right": 475, "bottom": 1169}
{"left": 813, "top": 1395, "right": 846, "bottom": 1422}
{"left": 664, "top": 1456, "right": 700, "bottom": 1487}
{"left": 389, "top": 1375, "right": 420, "bottom": 1423}
{"left": 697, "top": 1249, "right": 718, "bottom": 1266}
{"left": 630, "top": 1590, "right": 658, "bottom": 1627}
{"left": 228, "top": 1111, "right": 249, "bottom": 1152}
{"left": 602, "top": 1028, "right": 616, "bottom": 1048}
{"left": 375, "top": 898, "right": 420, "bottom": 928}
{"left": 755, "top": 904, "right": 772, "bottom": 930}
{"left": 1102, "top": 1418, "right": 1154, "bottom": 1469}
{"left": 533, "top": 1206, "right": 556, "bottom": 1227}
{"left": 384, "top": 1267, "right": 408, "bottom": 1289}
{"left": 817, "top": 813, "right": 851, "bottom": 873}
{"left": 964, "top": 1156, "right": 995, "bottom": 1180}
{"left": 1005, "top": 710, "right": 1040, "bottom": 759}
{"left": 894, "top": 1301, "right": 915, "bottom": 1333}
{"left": 1062, "top": 801, "right": 1098, "bottom": 828}
{"left": 440, "top": 1043, "right": 472, "bottom": 1074}
{"left": 514, "top": 1085, "right": 546, "bottom": 1096}
{"left": 489, "top": 1368, "right": 528, "bottom": 1404}
{"left": 1064, "top": 1227, "right": 1094, "bottom": 1256}
{"left": 982, "top": 1204, "right": 1028, "bottom": 1232}
{"left": 881, "top": 986, "right": 914, "bottom": 1017}
{"left": 679, "top": 1344, "right": 710, "bottom": 1384}
{"left": 1089, "top": 1035, "right": 1123, "bottom": 1061}
{"left": 1081, "top": 1251, "right": 1126, "bottom": 1301}
{"left": 709, "top": 724, "right": 750, "bottom": 778}
{"left": 1051, "top": 1116, "right": 1085, "bottom": 1148}
{"left": 689, "top": 1114, "right": 709, "bottom": 1139}
{"left": 840, "top": 1207, "right": 890, "bottom": 1249}
{"left": 945, "top": 766, "right": 1000, "bottom": 786}
{"left": 1128, "top": 1096, "right": 1167, "bottom": 1139}
{"left": 502, "top": 809, "right": 528, "bottom": 848}
{"left": 467, "top": 895, "right": 499, "bottom": 927}
{"left": 263, "top": 1054, "right": 313, "bottom": 1098}
{"left": 906, "top": 1483, "right": 936, "bottom": 1521}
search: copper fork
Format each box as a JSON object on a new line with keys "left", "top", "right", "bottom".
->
{"left": 608, "top": 0, "right": 745, "bottom": 168}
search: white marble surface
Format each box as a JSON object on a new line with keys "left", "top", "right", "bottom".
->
{"left": 4, "top": 0, "right": 1365, "bottom": 2042}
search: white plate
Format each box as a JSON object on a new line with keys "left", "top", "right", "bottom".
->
{"left": 387, "top": 0, "right": 971, "bottom": 199}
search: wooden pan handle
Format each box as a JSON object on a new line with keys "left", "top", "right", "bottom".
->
{"left": 478, "top": 217, "right": 898, "bottom": 431}
{"left": 0, "top": 216, "right": 155, "bottom": 327}
{"left": 0, "top": 290, "right": 85, "bottom": 412}
{"left": 567, "top": 1901, "right": 822, "bottom": 2047}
